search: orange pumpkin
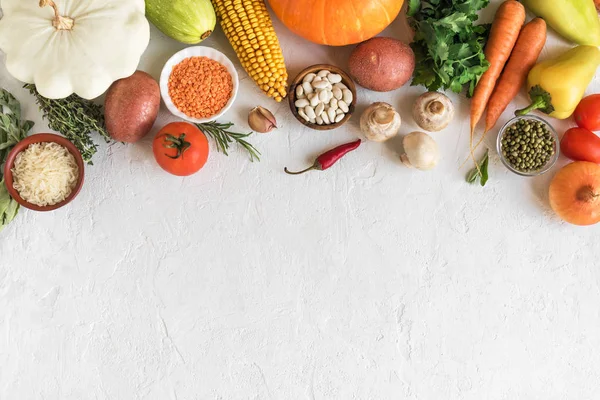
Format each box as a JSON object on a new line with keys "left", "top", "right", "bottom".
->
{"left": 267, "top": 0, "right": 404, "bottom": 46}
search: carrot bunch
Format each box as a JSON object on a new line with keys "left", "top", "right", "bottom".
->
{"left": 469, "top": 1, "right": 547, "bottom": 164}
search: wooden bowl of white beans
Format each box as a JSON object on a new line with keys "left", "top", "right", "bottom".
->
{"left": 288, "top": 64, "right": 357, "bottom": 131}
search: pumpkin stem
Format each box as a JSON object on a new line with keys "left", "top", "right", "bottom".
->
{"left": 576, "top": 185, "right": 600, "bottom": 203}
{"left": 39, "top": 0, "right": 74, "bottom": 31}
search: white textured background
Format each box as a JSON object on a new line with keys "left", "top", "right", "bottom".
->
{"left": 2, "top": 2, "right": 600, "bottom": 399}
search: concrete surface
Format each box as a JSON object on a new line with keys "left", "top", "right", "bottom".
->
{"left": 1, "top": 1, "right": 600, "bottom": 399}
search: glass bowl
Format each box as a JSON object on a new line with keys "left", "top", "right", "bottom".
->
{"left": 496, "top": 115, "right": 560, "bottom": 177}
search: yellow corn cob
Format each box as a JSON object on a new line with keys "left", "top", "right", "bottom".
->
{"left": 211, "top": 0, "right": 288, "bottom": 102}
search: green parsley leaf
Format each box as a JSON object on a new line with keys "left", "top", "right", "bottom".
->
{"left": 408, "top": 0, "right": 491, "bottom": 95}
{"left": 407, "top": 0, "right": 421, "bottom": 17}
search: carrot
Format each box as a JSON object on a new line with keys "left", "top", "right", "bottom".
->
{"left": 469, "top": 1, "right": 525, "bottom": 157}
{"left": 483, "top": 18, "right": 547, "bottom": 135}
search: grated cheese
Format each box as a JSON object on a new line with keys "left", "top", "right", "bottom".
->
{"left": 11, "top": 142, "right": 79, "bottom": 207}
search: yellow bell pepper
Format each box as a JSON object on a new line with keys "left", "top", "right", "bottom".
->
{"left": 516, "top": 46, "right": 600, "bottom": 120}
{"left": 521, "top": 0, "right": 600, "bottom": 46}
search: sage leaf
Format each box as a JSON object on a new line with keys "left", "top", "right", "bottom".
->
{"left": 0, "top": 89, "right": 22, "bottom": 121}
{"left": 4, "top": 198, "right": 19, "bottom": 224}
{"left": 0, "top": 141, "right": 17, "bottom": 151}
{"left": 466, "top": 168, "right": 480, "bottom": 184}
{"left": 0, "top": 89, "right": 33, "bottom": 232}
{"left": 466, "top": 150, "right": 490, "bottom": 186}
{"left": 0, "top": 182, "right": 11, "bottom": 218}
{"left": 480, "top": 151, "right": 489, "bottom": 187}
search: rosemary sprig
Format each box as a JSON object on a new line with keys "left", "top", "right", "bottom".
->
{"left": 25, "top": 84, "right": 109, "bottom": 164}
{"left": 196, "top": 121, "right": 260, "bottom": 162}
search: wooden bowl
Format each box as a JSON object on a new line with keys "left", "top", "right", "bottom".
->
{"left": 288, "top": 64, "right": 357, "bottom": 131}
{"left": 3, "top": 134, "right": 85, "bottom": 212}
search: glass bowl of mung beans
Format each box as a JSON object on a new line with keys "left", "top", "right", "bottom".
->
{"left": 496, "top": 115, "right": 560, "bottom": 177}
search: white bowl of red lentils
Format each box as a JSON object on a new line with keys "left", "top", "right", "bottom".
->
{"left": 160, "top": 46, "right": 239, "bottom": 124}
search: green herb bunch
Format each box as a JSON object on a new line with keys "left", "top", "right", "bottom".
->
{"left": 0, "top": 89, "right": 34, "bottom": 232}
{"left": 25, "top": 84, "right": 109, "bottom": 164}
{"left": 408, "top": 0, "right": 491, "bottom": 97}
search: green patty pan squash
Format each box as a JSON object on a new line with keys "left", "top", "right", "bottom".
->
{"left": 521, "top": 0, "right": 600, "bottom": 46}
{"left": 517, "top": 46, "right": 600, "bottom": 120}
{"left": 146, "top": 0, "right": 216, "bottom": 44}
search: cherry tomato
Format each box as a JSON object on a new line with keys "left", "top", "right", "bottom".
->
{"left": 153, "top": 122, "right": 209, "bottom": 176}
{"left": 573, "top": 94, "right": 600, "bottom": 131}
{"left": 561, "top": 127, "right": 600, "bottom": 163}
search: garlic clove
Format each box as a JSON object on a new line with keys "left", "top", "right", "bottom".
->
{"left": 248, "top": 106, "right": 277, "bottom": 133}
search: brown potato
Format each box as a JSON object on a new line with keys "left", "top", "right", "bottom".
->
{"left": 104, "top": 71, "right": 160, "bottom": 143}
{"left": 348, "top": 37, "right": 415, "bottom": 92}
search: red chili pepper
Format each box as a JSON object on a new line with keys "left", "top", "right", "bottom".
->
{"left": 284, "top": 139, "right": 361, "bottom": 175}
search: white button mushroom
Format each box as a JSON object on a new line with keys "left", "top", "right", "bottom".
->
{"left": 359, "top": 102, "right": 401, "bottom": 142}
{"left": 400, "top": 131, "right": 440, "bottom": 171}
{"left": 412, "top": 92, "right": 455, "bottom": 132}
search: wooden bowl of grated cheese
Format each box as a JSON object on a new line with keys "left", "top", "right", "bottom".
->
{"left": 3, "top": 134, "right": 85, "bottom": 212}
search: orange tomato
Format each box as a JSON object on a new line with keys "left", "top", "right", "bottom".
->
{"left": 153, "top": 122, "right": 209, "bottom": 176}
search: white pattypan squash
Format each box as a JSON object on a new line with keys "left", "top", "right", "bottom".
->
{"left": 0, "top": 0, "right": 150, "bottom": 100}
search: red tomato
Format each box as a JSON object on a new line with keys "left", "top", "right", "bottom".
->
{"left": 573, "top": 94, "right": 600, "bottom": 131}
{"left": 561, "top": 127, "right": 600, "bottom": 163}
{"left": 153, "top": 122, "right": 209, "bottom": 176}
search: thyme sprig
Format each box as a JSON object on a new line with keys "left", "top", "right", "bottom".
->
{"left": 25, "top": 84, "right": 109, "bottom": 164}
{"left": 197, "top": 121, "right": 260, "bottom": 162}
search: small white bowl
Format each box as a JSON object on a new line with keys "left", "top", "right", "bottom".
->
{"left": 159, "top": 46, "right": 239, "bottom": 124}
